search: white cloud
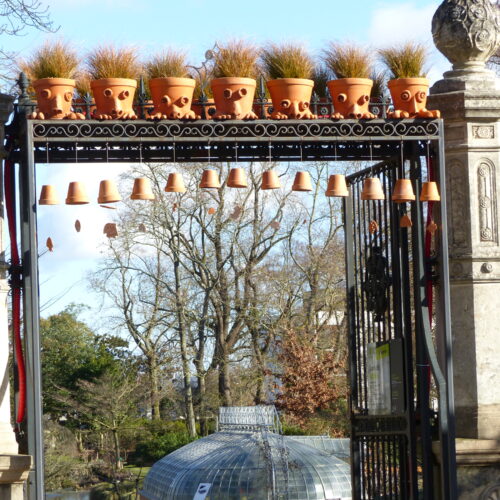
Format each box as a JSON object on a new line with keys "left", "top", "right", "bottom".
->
{"left": 367, "top": 1, "right": 451, "bottom": 84}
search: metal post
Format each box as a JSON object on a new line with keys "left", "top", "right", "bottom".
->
{"left": 19, "top": 116, "right": 44, "bottom": 499}
{"left": 435, "top": 124, "right": 458, "bottom": 499}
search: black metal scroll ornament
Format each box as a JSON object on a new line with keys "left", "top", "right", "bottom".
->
{"left": 364, "top": 245, "right": 391, "bottom": 321}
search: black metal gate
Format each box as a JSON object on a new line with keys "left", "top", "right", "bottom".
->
{"left": 343, "top": 143, "right": 457, "bottom": 499}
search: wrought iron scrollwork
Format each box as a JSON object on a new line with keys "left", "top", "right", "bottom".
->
{"left": 364, "top": 245, "right": 391, "bottom": 322}
{"left": 31, "top": 119, "right": 441, "bottom": 141}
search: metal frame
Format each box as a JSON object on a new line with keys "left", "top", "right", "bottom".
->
{"left": 6, "top": 92, "right": 456, "bottom": 499}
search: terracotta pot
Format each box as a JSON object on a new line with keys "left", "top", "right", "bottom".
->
{"left": 66, "top": 181, "right": 89, "bottom": 205}
{"left": 267, "top": 78, "right": 317, "bottom": 120}
{"left": 148, "top": 77, "right": 198, "bottom": 120}
{"left": 227, "top": 168, "right": 248, "bottom": 188}
{"left": 98, "top": 179, "right": 121, "bottom": 203}
{"left": 211, "top": 77, "right": 257, "bottom": 120}
{"left": 165, "top": 173, "right": 186, "bottom": 193}
{"left": 420, "top": 181, "right": 441, "bottom": 202}
{"left": 261, "top": 170, "right": 280, "bottom": 190}
{"left": 39, "top": 185, "right": 60, "bottom": 205}
{"left": 131, "top": 177, "right": 155, "bottom": 200}
{"left": 90, "top": 78, "right": 138, "bottom": 120}
{"left": 326, "top": 174, "right": 349, "bottom": 197}
{"left": 387, "top": 78, "right": 440, "bottom": 118}
{"left": 392, "top": 179, "right": 415, "bottom": 203}
{"left": 200, "top": 169, "right": 220, "bottom": 189}
{"left": 30, "top": 78, "right": 85, "bottom": 120}
{"left": 327, "top": 78, "right": 376, "bottom": 119}
{"left": 361, "top": 178, "right": 385, "bottom": 201}
{"left": 191, "top": 98, "right": 216, "bottom": 120}
{"left": 292, "top": 171, "right": 312, "bottom": 192}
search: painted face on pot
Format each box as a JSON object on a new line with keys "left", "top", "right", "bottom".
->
{"left": 101, "top": 87, "right": 130, "bottom": 118}
{"left": 398, "top": 89, "right": 427, "bottom": 116}
{"left": 276, "top": 98, "right": 311, "bottom": 119}
{"left": 159, "top": 94, "right": 190, "bottom": 119}
{"left": 36, "top": 86, "right": 73, "bottom": 119}
{"left": 333, "top": 90, "right": 371, "bottom": 119}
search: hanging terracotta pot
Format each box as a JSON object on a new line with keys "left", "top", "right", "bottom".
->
{"left": 292, "top": 171, "right": 312, "bottom": 192}
{"left": 388, "top": 78, "right": 440, "bottom": 118}
{"left": 326, "top": 174, "right": 349, "bottom": 197}
{"left": 200, "top": 169, "right": 220, "bottom": 189}
{"left": 400, "top": 214, "right": 413, "bottom": 228}
{"left": 327, "top": 78, "right": 376, "bottom": 119}
{"left": 361, "top": 178, "right": 385, "bottom": 200}
{"left": 148, "top": 77, "right": 198, "bottom": 120}
{"left": 211, "top": 77, "right": 258, "bottom": 120}
{"left": 90, "top": 78, "right": 138, "bottom": 120}
{"left": 103, "top": 222, "right": 118, "bottom": 238}
{"left": 420, "top": 181, "right": 441, "bottom": 202}
{"left": 98, "top": 180, "right": 121, "bottom": 203}
{"left": 165, "top": 173, "right": 186, "bottom": 193}
{"left": 391, "top": 179, "right": 415, "bottom": 203}
{"left": 131, "top": 177, "right": 155, "bottom": 200}
{"left": 39, "top": 185, "right": 60, "bottom": 205}
{"left": 227, "top": 168, "right": 248, "bottom": 188}
{"left": 46, "top": 237, "right": 54, "bottom": 252}
{"left": 30, "top": 78, "right": 85, "bottom": 120}
{"left": 267, "top": 78, "right": 317, "bottom": 120}
{"left": 261, "top": 170, "right": 281, "bottom": 190}
{"left": 65, "top": 181, "right": 89, "bottom": 205}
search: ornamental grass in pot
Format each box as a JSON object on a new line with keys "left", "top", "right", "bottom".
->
{"left": 145, "top": 50, "right": 198, "bottom": 120}
{"left": 261, "top": 43, "right": 317, "bottom": 120}
{"left": 21, "top": 41, "right": 84, "bottom": 120}
{"left": 87, "top": 46, "right": 140, "bottom": 120}
{"left": 210, "top": 40, "right": 259, "bottom": 120}
{"left": 378, "top": 42, "right": 440, "bottom": 118}
{"left": 322, "top": 43, "right": 376, "bottom": 119}
{"left": 192, "top": 67, "right": 215, "bottom": 119}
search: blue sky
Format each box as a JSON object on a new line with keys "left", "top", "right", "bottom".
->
{"left": 6, "top": 0, "right": 452, "bottom": 325}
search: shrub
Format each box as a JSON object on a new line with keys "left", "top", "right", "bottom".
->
{"left": 378, "top": 42, "right": 428, "bottom": 79}
{"left": 86, "top": 46, "right": 140, "bottom": 80}
{"left": 322, "top": 43, "right": 372, "bottom": 79}
{"left": 212, "top": 40, "right": 260, "bottom": 79}
{"left": 261, "top": 43, "right": 314, "bottom": 79}
{"left": 20, "top": 40, "right": 79, "bottom": 80}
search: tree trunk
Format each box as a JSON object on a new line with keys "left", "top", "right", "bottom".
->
{"left": 149, "top": 355, "right": 161, "bottom": 420}
{"left": 112, "top": 428, "right": 122, "bottom": 470}
{"left": 218, "top": 352, "right": 232, "bottom": 406}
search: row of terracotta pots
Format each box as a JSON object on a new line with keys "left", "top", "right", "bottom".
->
{"left": 29, "top": 75, "right": 439, "bottom": 121}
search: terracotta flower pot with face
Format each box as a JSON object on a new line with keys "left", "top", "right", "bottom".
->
{"left": 90, "top": 78, "right": 138, "bottom": 120}
{"left": 148, "top": 77, "right": 199, "bottom": 120}
{"left": 30, "top": 78, "right": 85, "bottom": 120}
{"left": 387, "top": 78, "right": 440, "bottom": 118}
{"left": 211, "top": 77, "right": 258, "bottom": 120}
{"left": 267, "top": 78, "right": 317, "bottom": 120}
{"left": 327, "top": 78, "right": 376, "bottom": 119}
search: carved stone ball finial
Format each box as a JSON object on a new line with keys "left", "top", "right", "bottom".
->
{"left": 432, "top": 0, "right": 500, "bottom": 75}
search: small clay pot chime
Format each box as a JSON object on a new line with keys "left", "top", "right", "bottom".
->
{"left": 165, "top": 173, "right": 186, "bottom": 193}
{"left": 227, "top": 168, "right": 248, "bottom": 188}
{"left": 292, "top": 171, "right": 312, "bottom": 192}
{"left": 131, "top": 177, "right": 155, "bottom": 200}
{"left": 200, "top": 169, "right": 221, "bottom": 189}
{"left": 66, "top": 182, "right": 89, "bottom": 205}
{"left": 261, "top": 170, "right": 281, "bottom": 190}
{"left": 39, "top": 185, "right": 59, "bottom": 205}
{"left": 98, "top": 180, "right": 121, "bottom": 204}
{"left": 361, "top": 178, "right": 384, "bottom": 200}
{"left": 326, "top": 174, "right": 349, "bottom": 197}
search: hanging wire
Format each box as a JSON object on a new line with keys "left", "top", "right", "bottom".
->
{"left": 173, "top": 137, "right": 176, "bottom": 164}
{"left": 234, "top": 142, "right": 238, "bottom": 163}
{"left": 138, "top": 142, "right": 142, "bottom": 165}
{"left": 300, "top": 138, "right": 303, "bottom": 162}
{"left": 75, "top": 141, "right": 78, "bottom": 164}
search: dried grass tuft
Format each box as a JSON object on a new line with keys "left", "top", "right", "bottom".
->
{"left": 20, "top": 40, "right": 79, "bottom": 80}
{"left": 145, "top": 50, "right": 189, "bottom": 79}
{"left": 370, "top": 71, "right": 387, "bottom": 99}
{"left": 75, "top": 72, "right": 92, "bottom": 98}
{"left": 212, "top": 40, "right": 259, "bottom": 79}
{"left": 322, "top": 43, "right": 372, "bottom": 79}
{"left": 261, "top": 43, "right": 314, "bottom": 80}
{"left": 86, "top": 45, "right": 141, "bottom": 80}
{"left": 378, "top": 42, "right": 428, "bottom": 79}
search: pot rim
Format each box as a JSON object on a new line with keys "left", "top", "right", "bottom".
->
{"left": 211, "top": 76, "right": 257, "bottom": 86}
{"left": 90, "top": 78, "right": 138, "bottom": 88}
{"left": 33, "top": 77, "right": 76, "bottom": 87}
{"left": 149, "top": 77, "right": 196, "bottom": 87}
{"left": 327, "top": 78, "right": 373, "bottom": 86}
{"left": 267, "top": 78, "right": 314, "bottom": 87}
{"left": 388, "top": 77, "right": 430, "bottom": 87}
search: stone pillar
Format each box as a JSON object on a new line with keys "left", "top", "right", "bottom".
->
{"left": 429, "top": 1, "right": 500, "bottom": 498}
{"left": 0, "top": 93, "right": 32, "bottom": 497}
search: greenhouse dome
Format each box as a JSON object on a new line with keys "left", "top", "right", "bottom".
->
{"left": 140, "top": 406, "right": 352, "bottom": 500}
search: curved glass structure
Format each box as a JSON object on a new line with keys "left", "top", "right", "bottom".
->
{"left": 141, "top": 407, "right": 351, "bottom": 500}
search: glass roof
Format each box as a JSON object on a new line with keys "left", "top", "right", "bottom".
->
{"left": 141, "top": 431, "right": 351, "bottom": 500}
